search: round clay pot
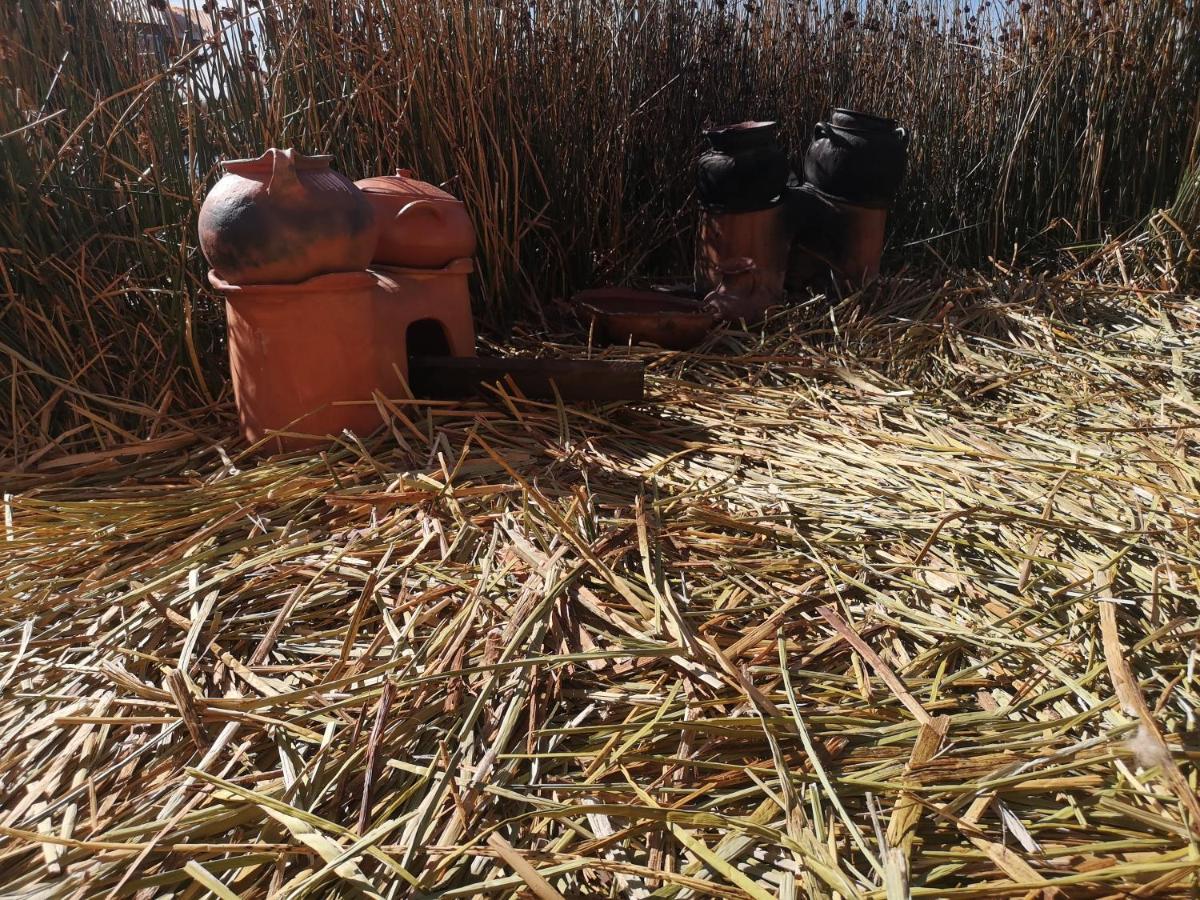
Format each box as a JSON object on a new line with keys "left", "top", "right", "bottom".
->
{"left": 355, "top": 170, "right": 476, "bottom": 268}
{"left": 199, "top": 149, "right": 378, "bottom": 285}
{"left": 697, "top": 120, "right": 790, "bottom": 213}
{"left": 802, "top": 113, "right": 908, "bottom": 207}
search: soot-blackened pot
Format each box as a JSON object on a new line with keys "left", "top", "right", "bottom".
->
{"left": 697, "top": 120, "right": 790, "bottom": 213}
{"left": 802, "top": 110, "right": 908, "bottom": 207}
{"left": 199, "top": 148, "right": 378, "bottom": 285}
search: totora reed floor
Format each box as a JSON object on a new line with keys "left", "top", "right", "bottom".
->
{"left": 2, "top": 270, "right": 1199, "bottom": 898}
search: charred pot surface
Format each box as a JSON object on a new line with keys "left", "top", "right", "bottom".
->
{"left": 199, "top": 149, "right": 378, "bottom": 285}
{"left": 697, "top": 120, "right": 790, "bottom": 213}
{"left": 785, "top": 184, "right": 886, "bottom": 293}
{"left": 802, "top": 108, "right": 909, "bottom": 207}
{"left": 783, "top": 184, "right": 838, "bottom": 292}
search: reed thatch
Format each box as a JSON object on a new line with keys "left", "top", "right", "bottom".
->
{"left": 3, "top": 272, "right": 1198, "bottom": 897}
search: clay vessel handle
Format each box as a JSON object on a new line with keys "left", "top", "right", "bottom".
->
{"left": 717, "top": 256, "right": 756, "bottom": 275}
{"left": 895, "top": 126, "right": 909, "bottom": 146}
{"left": 266, "top": 148, "right": 302, "bottom": 198}
{"left": 717, "top": 256, "right": 758, "bottom": 291}
{"left": 813, "top": 121, "right": 831, "bottom": 140}
{"left": 742, "top": 267, "right": 760, "bottom": 295}
{"left": 396, "top": 198, "right": 445, "bottom": 226}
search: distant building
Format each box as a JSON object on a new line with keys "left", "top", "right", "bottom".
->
{"left": 118, "top": 4, "right": 213, "bottom": 62}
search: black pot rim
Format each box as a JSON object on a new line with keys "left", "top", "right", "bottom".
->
{"left": 703, "top": 119, "right": 778, "bottom": 138}
{"left": 831, "top": 108, "right": 897, "bottom": 128}
{"left": 822, "top": 122, "right": 905, "bottom": 138}
{"left": 703, "top": 120, "right": 781, "bottom": 152}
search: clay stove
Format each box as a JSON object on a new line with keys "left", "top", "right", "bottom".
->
{"left": 201, "top": 151, "right": 477, "bottom": 452}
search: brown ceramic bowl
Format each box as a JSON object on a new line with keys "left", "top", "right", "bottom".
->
{"left": 573, "top": 288, "right": 715, "bottom": 350}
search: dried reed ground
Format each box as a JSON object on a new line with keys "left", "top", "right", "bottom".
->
{"left": 2, "top": 271, "right": 1200, "bottom": 897}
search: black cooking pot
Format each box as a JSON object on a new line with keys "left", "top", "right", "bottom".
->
{"left": 802, "top": 109, "right": 908, "bottom": 206}
{"left": 697, "top": 120, "right": 790, "bottom": 213}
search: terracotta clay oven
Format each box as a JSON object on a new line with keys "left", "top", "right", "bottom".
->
{"left": 202, "top": 151, "right": 476, "bottom": 452}
{"left": 211, "top": 269, "right": 391, "bottom": 445}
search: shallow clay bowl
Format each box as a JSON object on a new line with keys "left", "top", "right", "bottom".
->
{"left": 574, "top": 288, "right": 715, "bottom": 350}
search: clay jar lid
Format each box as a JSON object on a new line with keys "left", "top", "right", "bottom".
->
{"left": 354, "top": 169, "right": 477, "bottom": 268}
{"left": 355, "top": 169, "right": 461, "bottom": 204}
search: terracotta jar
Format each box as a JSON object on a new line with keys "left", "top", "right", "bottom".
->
{"left": 211, "top": 269, "right": 396, "bottom": 452}
{"left": 695, "top": 204, "right": 792, "bottom": 299}
{"left": 696, "top": 121, "right": 790, "bottom": 213}
{"left": 355, "top": 170, "right": 476, "bottom": 268}
{"left": 803, "top": 110, "right": 908, "bottom": 207}
{"left": 199, "top": 149, "right": 378, "bottom": 285}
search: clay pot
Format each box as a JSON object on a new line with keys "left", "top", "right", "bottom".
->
{"left": 199, "top": 149, "right": 377, "bottom": 285}
{"left": 697, "top": 121, "right": 790, "bottom": 213}
{"left": 802, "top": 111, "right": 908, "bottom": 207}
{"left": 355, "top": 170, "right": 477, "bottom": 268}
